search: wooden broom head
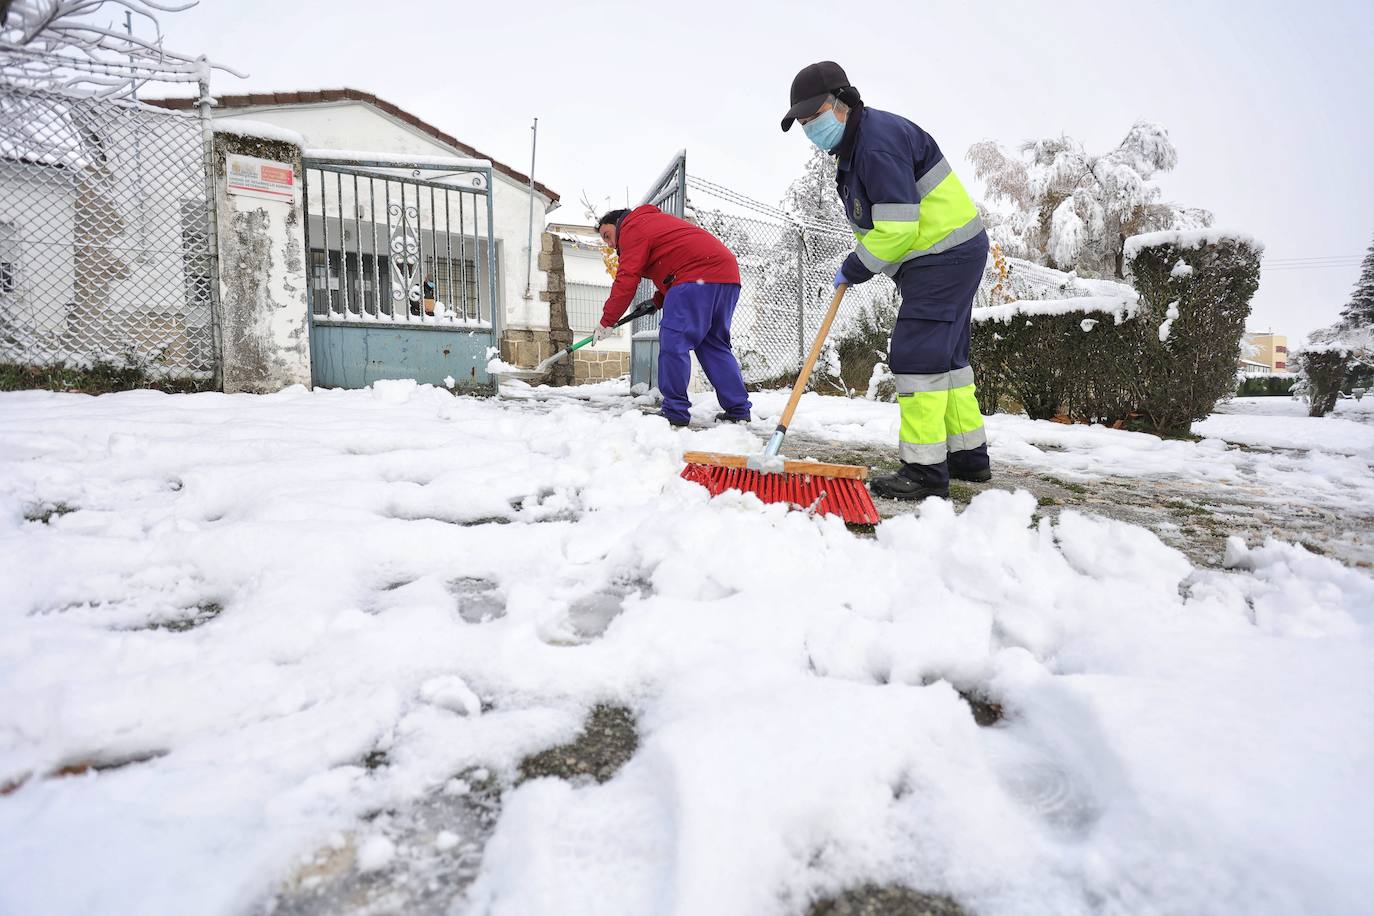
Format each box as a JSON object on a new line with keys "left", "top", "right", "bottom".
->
{"left": 681, "top": 451, "right": 869, "bottom": 481}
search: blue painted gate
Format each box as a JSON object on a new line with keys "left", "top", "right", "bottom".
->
{"left": 302, "top": 154, "right": 499, "bottom": 390}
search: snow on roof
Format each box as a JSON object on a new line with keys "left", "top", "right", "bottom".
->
{"left": 1124, "top": 228, "right": 1264, "bottom": 260}
{"left": 142, "top": 88, "right": 559, "bottom": 204}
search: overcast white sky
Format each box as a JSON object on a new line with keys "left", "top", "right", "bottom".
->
{"left": 150, "top": 0, "right": 1372, "bottom": 343}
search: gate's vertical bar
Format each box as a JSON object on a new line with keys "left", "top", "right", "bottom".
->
{"left": 336, "top": 171, "right": 349, "bottom": 316}
{"left": 400, "top": 181, "right": 411, "bottom": 322}
{"left": 348, "top": 174, "right": 359, "bottom": 315}
{"left": 486, "top": 167, "right": 498, "bottom": 338}
{"left": 429, "top": 184, "right": 438, "bottom": 319}
{"left": 444, "top": 190, "right": 453, "bottom": 319}
{"left": 383, "top": 179, "right": 393, "bottom": 318}
{"left": 795, "top": 224, "right": 806, "bottom": 370}
{"left": 457, "top": 190, "right": 468, "bottom": 321}
{"left": 320, "top": 168, "right": 331, "bottom": 314}
{"left": 301, "top": 164, "right": 314, "bottom": 368}
{"left": 412, "top": 179, "right": 424, "bottom": 323}
{"left": 195, "top": 74, "right": 225, "bottom": 390}
{"left": 370, "top": 177, "right": 381, "bottom": 319}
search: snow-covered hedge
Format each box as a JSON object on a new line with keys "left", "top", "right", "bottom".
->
{"left": 1295, "top": 347, "right": 1352, "bottom": 417}
{"left": 971, "top": 233, "right": 1261, "bottom": 433}
{"left": 1125, "top": 232, "right": 1261, "bottom": 433}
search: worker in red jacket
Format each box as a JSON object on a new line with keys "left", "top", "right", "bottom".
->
{"left": 595, "top": 205, "right": 752, "bottom": 427}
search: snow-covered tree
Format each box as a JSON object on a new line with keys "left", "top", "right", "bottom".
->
{"left": 1, "top": 0, "right": 240, "bottom": 98}
{"left": 968, "top": 122, "right": 1212, "bottom": 279}
{"left": 781, "top": 147, "right": 844, "bottom": 228}
{"left": 1337, "top": 234, "right": 1374, "bottom": 330}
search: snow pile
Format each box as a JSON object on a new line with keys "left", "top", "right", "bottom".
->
{"left": 213, "top": 118, "right": 306, "bottom": 147}
{"left": 1195, "top": 411, "right": 1374, "bottom": 456}
{"left": 1, "top": 386, "right": 1372, "bottom": 916}
{"left": 976, "top": 257, "right": 1139, "bottom": 325}
{"left": 1124, "top": 228, "right": 1263, "bottom": 260}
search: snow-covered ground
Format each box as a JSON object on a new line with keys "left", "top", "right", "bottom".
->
{"left": 2, "top": 383, "right": 1372, "bottom": 916}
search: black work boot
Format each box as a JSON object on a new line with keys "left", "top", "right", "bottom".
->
{"left": 949, "top": 443, "right": 992, "bottom": 483}
{"left": 714, "top": 411, "right": 750, "bottom": 424}
{"left": 658, "top": 411, "right": 690, "bottom": 428}
{"left": 869, "top": 462, "right": 950, "bottom": 501}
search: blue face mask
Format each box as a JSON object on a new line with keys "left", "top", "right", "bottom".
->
{"left": 803, "top": 110, "right": 845, "bottom": 151}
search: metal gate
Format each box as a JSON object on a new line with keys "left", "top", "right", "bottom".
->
{"left": 629, "top": 151, "right": 686, "bottom": 390}
{"left": 302, "top": 153, "right": 498, "bottom": 390}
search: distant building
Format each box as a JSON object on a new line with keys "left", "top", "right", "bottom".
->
{"left": 1242, "top": 331, "right": 1290, "bottom": 376}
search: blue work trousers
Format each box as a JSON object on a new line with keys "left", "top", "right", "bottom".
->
{"left": 658, "top": 282, "right": 751, "bottom": 424}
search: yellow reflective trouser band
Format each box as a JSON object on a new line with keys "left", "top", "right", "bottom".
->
{"left": 945, "top": 383, "right": 987, "bottom": 453}
{"left": 899, "top": 389, "right": 947, "bottom": 464}
{"left": 896, "top": 372, "right": 986, "bottom": 464}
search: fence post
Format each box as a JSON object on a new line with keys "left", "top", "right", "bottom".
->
{"left": 795, "top": 224, "right": 807, "bottom": 370}
{"left": 195, "top": 71, "right": 226, "bottom": 391}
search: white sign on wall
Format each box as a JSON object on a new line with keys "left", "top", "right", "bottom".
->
{"left": 226, "top": 154, "right": 295, "bottom": 202}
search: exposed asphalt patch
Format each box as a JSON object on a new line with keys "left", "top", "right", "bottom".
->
{"left": 809, "top": 885, "right": 968, "bottom": 916}
{"left": 518, "top": 704, "right": 639, "bottom": 785}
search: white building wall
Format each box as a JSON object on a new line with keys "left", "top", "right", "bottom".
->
{"left": 202, "top": 102, "right": 552, "bottom": 334}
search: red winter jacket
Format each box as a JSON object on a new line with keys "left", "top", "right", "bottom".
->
{"left": 600, "top": 205, "right": 741, "bottom": 327}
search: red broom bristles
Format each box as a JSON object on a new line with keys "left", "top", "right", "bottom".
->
{"left": 680, "top": 463, "right": 881, "bottom": 525}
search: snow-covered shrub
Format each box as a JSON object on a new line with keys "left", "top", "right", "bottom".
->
{"left": 1293, "top": 236, "right": 1374, "bottom": 415}
{"left": 1294, "top": 346, "right": 1352, "bottom": 417}
{"left": 969, "top": 234, "right": 1260, "bottom": 433}
{"left": 1124, "top": 230, "right": 1261, "bottom": 435}
{"left": 971, "top": 299, "right": 1136, "bottom": 421}
{"left": 971, "top": 258, "right": 1138, "bottom": 421}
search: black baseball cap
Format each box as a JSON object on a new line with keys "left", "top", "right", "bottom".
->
{"left": 781, "top": 61, "right": 851, "bottom": 131}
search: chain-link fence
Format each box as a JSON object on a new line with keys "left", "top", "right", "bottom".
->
{"left": 683, "top": 175, "right": 902, "bottom": 392}
{"left": 0, "top": 82, "right": 217, "bottom": 379}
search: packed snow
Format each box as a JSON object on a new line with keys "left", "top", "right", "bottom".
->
{"left": 1, "top": 383, "right": 1371, "bottom": 916}
{"left": 1124, "top": 227, "right": 1263, "bottom": 259}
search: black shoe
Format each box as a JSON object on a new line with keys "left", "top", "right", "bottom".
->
{"left": 950, "top": 467, "right": 992, "bottom": 483}
{"left": 715, "top": 411, "right": 750, "bottom": 424}
{"left": 869, "top": 472, "right": 949, "bottom": 501}
{"left": 659, "top": 412, "right": 690, "bottom": 428}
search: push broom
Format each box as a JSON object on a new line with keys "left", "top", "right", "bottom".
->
{"left": 681, "top": 285, "right": 881, "bottom": 525}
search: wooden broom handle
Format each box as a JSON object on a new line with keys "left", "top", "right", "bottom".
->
{"left": 778, "top": 284, "right": 847, "bottom": 431}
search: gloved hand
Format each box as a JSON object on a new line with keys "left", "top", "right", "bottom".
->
{"left": 832, "top": 266, "right": 847, "bottom": 289}
{"left": 592, "top": 323, "right": 614, "bottom": 345}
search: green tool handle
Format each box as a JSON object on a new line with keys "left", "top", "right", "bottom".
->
{"left": 545, "top": 299, "right": 657, "bottom": 368}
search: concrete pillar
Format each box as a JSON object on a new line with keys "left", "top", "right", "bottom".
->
{"left": 210, "top": 130, "right": 311, "bottom": 393}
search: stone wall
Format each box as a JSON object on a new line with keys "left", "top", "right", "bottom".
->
{"left": 574, "top": 349, "right": 630, "bottom": 382}
{"left": 537, "top": 231, "right": 573, "bottom": 386}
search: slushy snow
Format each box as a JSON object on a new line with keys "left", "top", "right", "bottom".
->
{"left": 1, "top": 383, "right": 1371, "bottom": 916}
